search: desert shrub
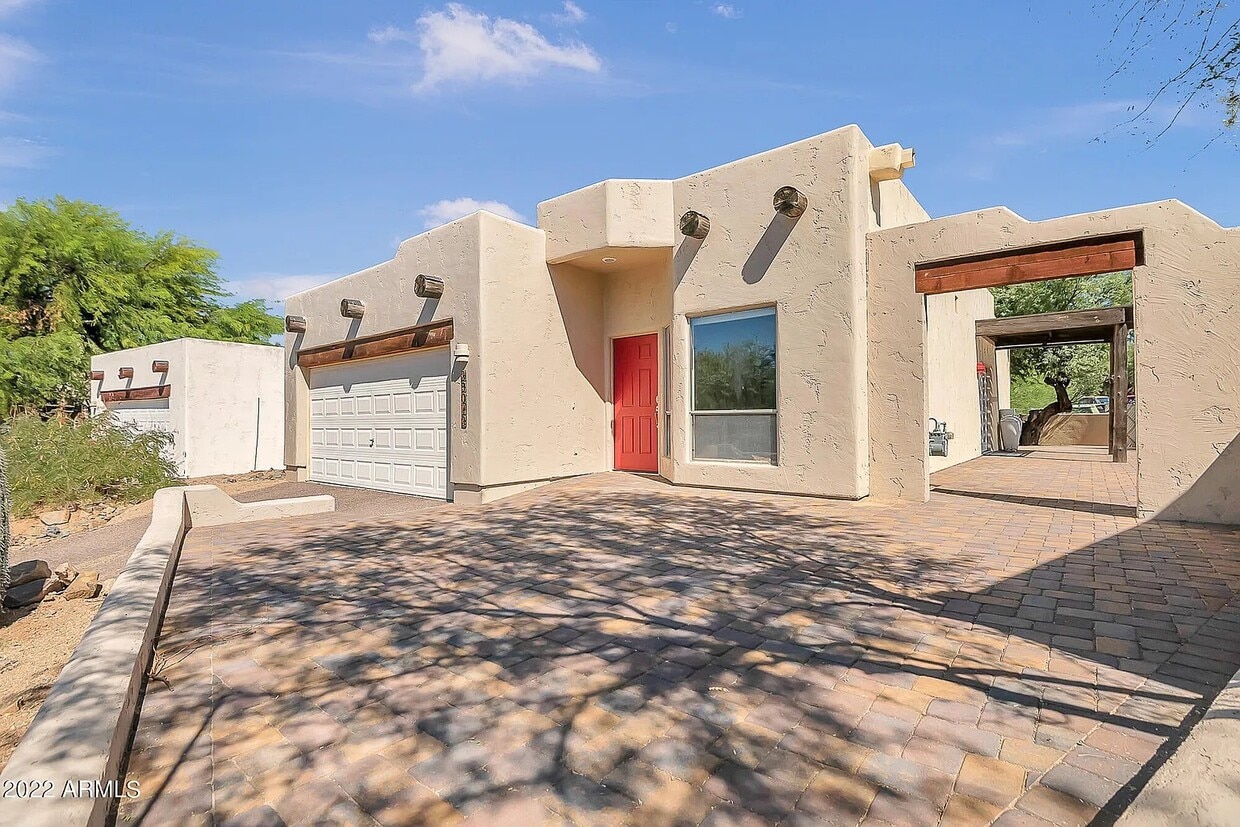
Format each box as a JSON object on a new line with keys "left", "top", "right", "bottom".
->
{"left": 0, "top": 411, "right": 178, "bottom": 517}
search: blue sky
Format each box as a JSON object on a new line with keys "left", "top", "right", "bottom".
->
{"left": 1, "top": 1, "right": 1236, "bottom": 310}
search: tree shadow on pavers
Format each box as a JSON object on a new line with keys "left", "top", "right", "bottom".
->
{"left": 126, "top": 484, "right": 1240, "bottom": 825}
{"left": 924, "top": 517, "right": 1240, "bottom": 824}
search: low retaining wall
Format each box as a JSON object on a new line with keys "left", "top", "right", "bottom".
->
{"left": 1039, "top": 412, "right": 1110, "bottom": 447}
{"left": 0, "top": 485, "right": 333, "bottom": 827}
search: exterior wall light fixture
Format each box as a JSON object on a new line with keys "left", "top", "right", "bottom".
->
{"left": 679, "top": 210, "right": 710, "bottom": 240}
{"left": 415, "top": 274, "right": 444, "bottom": 299}
{"left": 285, "top": 315, "right": 308, "bottom": 333}
{"left": 151, "top": 360, "right": 170, "bottom": 373}
{"left": 773, "top": 186, "right": 808, "bottom": 218}
{"left": 340, "top": 299, "right": 366, "bottom": 319}
{"left": 118, "top": 367, "right": 134, "bottom": 379}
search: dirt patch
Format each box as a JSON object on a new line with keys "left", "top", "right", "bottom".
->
{"left": 0, "top": 598, "right": 102, "bottom": 772}
{"left": 10, "top": 469, "right": 288, "bottom": 554}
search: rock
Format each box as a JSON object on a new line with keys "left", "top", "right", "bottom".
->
{"left": 2, "top": 577, "right": 67, "bottom": 609}
{"left": 38, "top": 510, "right": 70, "bottom": 526}
{"left": 63, "top": 572, "right": 100, "bottom": 600}
{"left": 53, "top": 563, "right": 79, "bottom": 585}
{"left": 8, "top": 560, "right": 51, "bottom": 588}
{"left": 100, "top": 578, "right": 116, "bottom": 598}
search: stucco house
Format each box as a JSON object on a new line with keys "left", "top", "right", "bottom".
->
{"left": 282, "top": 125, "right": 1006, "bottom": 504}
{"left": 90, "top": 339, "right": 285, "bottom": 478}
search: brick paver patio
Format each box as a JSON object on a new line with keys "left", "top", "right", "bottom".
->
{"left": 120, "top": 455, "right": 1240, "bottom": 826}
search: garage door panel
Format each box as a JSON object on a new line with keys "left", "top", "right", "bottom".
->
{"left": 309, "top": 349, "right": 448, "bottom": 499}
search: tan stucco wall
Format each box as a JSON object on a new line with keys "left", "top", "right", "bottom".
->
{"left": 284, "top": 215, "right": 484, "bottom": 494}
{"left": 868, "top": 200, "right": 1240, "bottom": 524}
{"left": 925, "top": 289, "right": 999, "bottom": 473}
{"left": 539, "top": 179, "right": 674, "bottom": 266}
{"left": 91, "top": 339, "right": 284, "bottom": 478}
{"left": 475, "top": 214, "right": 607, "bottom": 491}
{"left": 866, "top": 168, "right": 1005, "bottom": 474}
{"left": 284, "top": 212, "right": 608, "bottom": 501}
{"left": 666, "top": 125, "right": 874, "bottom": 498}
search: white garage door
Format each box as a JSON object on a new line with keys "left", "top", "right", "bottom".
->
{"left": 107, "top": 399, "right": 172, "bottom": 434}
{"left": 309, "top": 349, "right": 449, "bottom": 499}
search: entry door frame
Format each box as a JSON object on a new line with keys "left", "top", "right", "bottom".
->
{"left": 611, "top": 332, "right": 660, "bottom": 473}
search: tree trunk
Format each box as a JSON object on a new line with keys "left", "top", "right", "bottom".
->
{"left": 1020, "top": 376, "right": 1073, "bottom": 446}
{"left": 0, "top": 443, "right": 9, "bottom": 606}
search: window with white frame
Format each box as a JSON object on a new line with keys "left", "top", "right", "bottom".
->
{"left": 690, "top": 306, "right": 777, "bottom": 464}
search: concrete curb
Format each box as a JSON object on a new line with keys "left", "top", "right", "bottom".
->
{"left": 0, "top": 485, "right": 334, "bottom": 827}
{"left": 1116, "top": 667, "right": 1240, "bottom": 827}
{"left": 182, "top": 484, "right": 335, "bottom": 527}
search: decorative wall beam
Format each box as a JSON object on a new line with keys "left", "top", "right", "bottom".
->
{"left": 773, "top": 186, "right": 807, "bottom": 218}
{"left": 340, "top": 299, "right": 366, "bottom": 319}
{"left": 89, "top": 370, "right": 104, "bottom": 381}
{"left": 118, "top": 367, "right": 134, "bottom": 379}
{"left": 297, "top": 320, "right": 454, "bottom": 369}
{"left": 285, "top": 315, "right": 307, "bottom": 333}
{"left": 415, "top": 274, "right": 444, "bottom": 299}
{"left": 151, "top": 360, "right": 169, "bottom": 373}
{"left": 679, "top": 211, "right": 710, "bottom": 240}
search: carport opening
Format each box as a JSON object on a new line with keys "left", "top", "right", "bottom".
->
{"left": 976, "top": 304, "right": 1134, "bottom": 462}
{"left": 917, "top": 236, "right": 1142, "bottom": 515}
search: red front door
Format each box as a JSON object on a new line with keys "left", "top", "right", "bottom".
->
{"left": 613, "top": 333, "right": 658, "bottom": 472}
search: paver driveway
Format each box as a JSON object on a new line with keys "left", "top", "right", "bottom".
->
{"left": 121, "top": 456, "right": 1240, "bottom": 826}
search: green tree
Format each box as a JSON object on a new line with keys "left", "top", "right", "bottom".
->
{"left": 992, "top": 272, "right": 1134, "bottom": 410}
{"left": 0, "top": 197, "right": 281, "bottom": 413}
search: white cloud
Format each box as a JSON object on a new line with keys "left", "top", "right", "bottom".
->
{"left": 370, "top": 3, "right": 602, "bottom": 93}
{"left": 711, "top": 4, "right": 741, "bottom": 19}
{"left": 0, "top": 0, "right": 41, "bottom": 19}
{"left": 550, "top": 1, "right": 587, "bottom": 26}
{"left": 223, "top": 273, "right": 339, "bottom": 304}
{"left": 419, "top": 197, "right": 525, "bottom": 229}
{"left": 0, "top": 135, "right": 47, "bottom": 168}
{"left": 0, "top": 33, "right": 38, "bottom": 89}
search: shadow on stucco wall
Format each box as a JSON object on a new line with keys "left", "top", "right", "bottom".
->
{"left": 119, "top": 480, "right": 1240, "bottom": 824}
{"left": 548, "top": 267, "right": 606, "bottom": 402}
{"left": 1155, "top": 433, "right": 1240, "bottom": 523}
{"left": 742, "top": 213, "right": 798, "bottom": 285}
{"left": 672, "top": 236, "right": 703, "bottom": 288}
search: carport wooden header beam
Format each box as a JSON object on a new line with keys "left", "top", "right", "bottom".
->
{"left": 916, "top": 233, "right": 1142, "bottom": 294}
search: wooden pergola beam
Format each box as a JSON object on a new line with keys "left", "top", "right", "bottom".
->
{"left": 976, "top": 306, "right": 1132, "bottom": 338}
{"left": 916, "top": 234, "right": 1142, "bottom": 295}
